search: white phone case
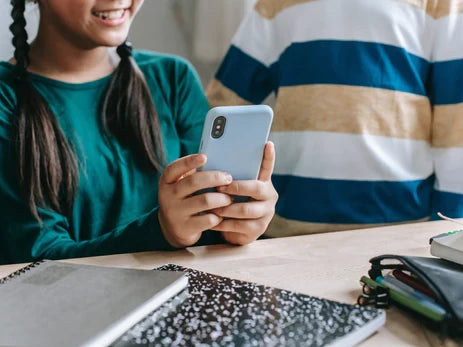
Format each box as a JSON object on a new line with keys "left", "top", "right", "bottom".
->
{"left": 198, "top": 105, "right": 273, "bottom": 181}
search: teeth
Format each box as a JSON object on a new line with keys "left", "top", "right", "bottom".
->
{"left": 92, "top": 9, "right": 125, "bottom": 20}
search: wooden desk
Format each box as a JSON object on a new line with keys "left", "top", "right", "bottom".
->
{"left": 1, "top": 220, "right": 462, "bottom": 346}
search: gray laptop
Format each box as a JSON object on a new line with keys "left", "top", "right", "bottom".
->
{"left": 0, "top": 261, "right": 187, "bottom": 347}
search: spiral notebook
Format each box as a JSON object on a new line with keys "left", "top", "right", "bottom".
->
{"left": 114, "top": 265, "right": 386, "bottom": 347}
{"left": 0, "top": 261, "right": 188, "bottom": 347}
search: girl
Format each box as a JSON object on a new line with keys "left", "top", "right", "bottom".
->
{"left": 0, "top": 0, "right": 278, "bottom": 265}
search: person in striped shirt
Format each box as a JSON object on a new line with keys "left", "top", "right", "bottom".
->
{"left": 207, "top": 0, "right": 463, "bottom": 237}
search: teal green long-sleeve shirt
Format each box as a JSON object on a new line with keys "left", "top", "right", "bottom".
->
{"left": 0, "top": 51, "right": 219, "bottom": 265}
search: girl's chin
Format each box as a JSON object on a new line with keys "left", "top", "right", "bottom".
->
{"left": 91, "top": 31, "right": 131, "bottom": 48}
{"left": 87, "top": 18, "right": 132, "bottom": 47}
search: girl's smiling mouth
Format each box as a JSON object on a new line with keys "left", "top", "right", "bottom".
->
{"left": 91, "top": 8, "right": 129, "bottom": 25}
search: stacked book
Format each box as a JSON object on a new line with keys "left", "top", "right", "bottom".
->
{"left": 430, "top": 229, "right": 463, "bottom": 266}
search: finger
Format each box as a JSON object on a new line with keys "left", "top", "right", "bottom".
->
{"left": 258, "top": 142, "right": 275, "bottom": 182}
{"left": 183, "top": 192, "right": 233, "bottom": 215}
{"left": 217, "top": 180, "right": 269, "bottom": 200}
{"left": 190, "top": 213, "right": 223, "bottom": 231}
{"left": 161, "top": 154, "right": 206, "bottom": 184}
{"left": 221, "top": 231, "right": 255, "bottom": 246}
{"left": 212, "top": 218, "right": 263, "bottom": 234}
{"left": 212, "top": 201, "right": 267, "bottom": 219}
{"left": 175, "top": 170, "right": 233, "bottom": 197}
{"left": 178, "top": 168, "right": 197, "bottom": 181}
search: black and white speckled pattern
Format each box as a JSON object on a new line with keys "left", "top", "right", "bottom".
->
{"left": 113, "top": 265, "right": 382, "bottom": 347}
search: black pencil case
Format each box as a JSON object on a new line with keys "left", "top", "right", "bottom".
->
{"left": 360, "top": 255, "right": 463, "bottom": 337}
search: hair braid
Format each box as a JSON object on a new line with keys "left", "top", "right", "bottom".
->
{"left": 9, "top": 0, "right": 78, "bottom": 221}
{"left": 10, "top": 0, "right": 29, "bottom": 74}
{"left": 102, "top": 41, "right": 165, "bottom": 173}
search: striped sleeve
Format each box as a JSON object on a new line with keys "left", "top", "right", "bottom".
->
{"left": 430, "top": 6, "right": 463, "bottom": 219}
{"left": 206, "top": 6, "right": 277, "bottom": 107}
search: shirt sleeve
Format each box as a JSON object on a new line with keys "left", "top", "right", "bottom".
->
{"left": 206, "top": 6, "right": 277, "bottom": 107}
{"left": 430, "top": 15, "right": 463, "bottom": 219}
{"left": 0, "top": 92, "right": 172, "bottom": 265}
{"left": 173, "top": 59, "right": 210, "bottom": 156}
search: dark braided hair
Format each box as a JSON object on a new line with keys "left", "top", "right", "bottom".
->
{"left": 102, "top": 42, "right": 165, "bottom": 173}
{"left": 9, "top": 0, "right": 165, "bottom": 221}
{"left": 10, "top": 0, "right": 78, "bottom": 221}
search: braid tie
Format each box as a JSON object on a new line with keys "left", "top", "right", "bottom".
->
{"left": 116, "top": 41, "right": 133, "bottom": 60}
{"left": 9, "top": 0, "right": 30, "bottom": 79}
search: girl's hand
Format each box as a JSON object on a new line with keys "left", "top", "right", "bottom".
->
{"left": 158, "top": 154, "right": 233, "bottom": 248}
{"left": 211, "top": 142, "right": 278, "bottom": 245}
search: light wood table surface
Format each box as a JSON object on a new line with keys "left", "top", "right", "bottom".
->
{"left": 1, "top": 219, "right": 462, "bottom": 346}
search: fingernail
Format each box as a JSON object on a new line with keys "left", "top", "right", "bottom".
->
{"left": 195, "top": 154, "right": 206, "bottom": 163}
{"left": 225, "top": 174, "right": 233, "bottom": 183}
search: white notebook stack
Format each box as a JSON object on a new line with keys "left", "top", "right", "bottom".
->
{"left": 0, "top": 261, "right": 187, "bottom": 347}
{"left": 430, "top": 229, "right": 463, "bottom": 266}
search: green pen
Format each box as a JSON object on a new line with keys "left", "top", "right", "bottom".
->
{"left": 360, "top": 276, "right": 446, "bottom": 322}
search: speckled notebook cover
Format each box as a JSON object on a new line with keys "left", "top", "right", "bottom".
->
{"left": 113, "top": 264, "right": 385, "bottom": 347}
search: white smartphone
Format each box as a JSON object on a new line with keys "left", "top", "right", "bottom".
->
{"left": 198, "top": 105, "right": 273, "bottom": 182}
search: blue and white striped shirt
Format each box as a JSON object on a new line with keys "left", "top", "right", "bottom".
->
{"left": 207, "top": 0, "right": 463, "bottom": 236}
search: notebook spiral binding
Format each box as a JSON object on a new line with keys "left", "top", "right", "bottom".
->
{"left": 0, "top": 261, "right": 45, "bottom": 285}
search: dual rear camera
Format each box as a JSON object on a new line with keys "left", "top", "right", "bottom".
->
{"left": 211, "top": 116, "right": 226, "bottom": 139}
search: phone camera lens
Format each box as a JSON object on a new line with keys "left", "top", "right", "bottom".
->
{"left": 211, "top": 116, "right": 226, "bottom": 139}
